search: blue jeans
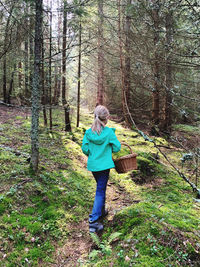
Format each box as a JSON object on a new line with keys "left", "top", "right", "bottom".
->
{"left": 89, "top": 169, "right": 110, "bottom": 223}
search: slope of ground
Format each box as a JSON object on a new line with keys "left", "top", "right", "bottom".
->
{"left": 0, "top": 105, "right": 199, "bottom": 266}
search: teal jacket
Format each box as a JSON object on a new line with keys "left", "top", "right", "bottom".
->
{"left": 81, "top": 126, "right": 121, "bottom": 172}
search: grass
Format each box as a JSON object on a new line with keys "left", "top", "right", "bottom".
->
{"left": 0, "top": 107, "right": 199, "bottom": 266}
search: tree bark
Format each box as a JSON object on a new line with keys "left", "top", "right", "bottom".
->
{"left": 2, "top": 6, "right": 14, "bottom": 104}
{"left": 24, "top": 39, "right": 29, "bottom": 100}
{"left": 77, "top": 20, "right": 82, "bottom": 127}
{"left": 30, "top": 0, "right": 43, "bottom": 173}
{"left": 62, "top": 0, "right": 71, "bottom": 132}
{"left": 53, "top": 66, "right": 60, "bottom": 105}
{"left": 49, "top": 0, "right": 53, "bottom": 131}
{"left": 97, "top": 0, "right": 104, "bottom": 105}
{"left": 18, "top": 60, "right": 23, "bottom": 91}
{"left": 29, "top": 16, "right": 34, "bottom": 97}
{"left": 7, "top": 64, "right": 16, "bottom": 104}
{"left": 162, "top": 10, "right": 173, "bottom": 132}
{"left": 3, "top": 57, "right": 7, "bottom": 103}
{"left": 117, "top": 0, "right": 131, "bottom": 127}
{"left": 41, "top": 34, "right": 47, "bottom": 127}
{"left": 151, "top": 0, "right": 160, "bottom": 126}
{"left": 124, "top": 0, "right": 131, "bottom": 106}
{"left": 53, "top": 0, "right": 62, "bottom": 105}
{"left": 24, "top": 4, "right": 29, "bottom": 100}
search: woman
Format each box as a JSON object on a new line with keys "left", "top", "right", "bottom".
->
{"left": 81, "top": 105, "right": 121, "bottom": 233}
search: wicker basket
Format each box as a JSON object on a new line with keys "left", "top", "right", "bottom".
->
{"left": 114, "top": 143, "right": 137, "bottom": 174}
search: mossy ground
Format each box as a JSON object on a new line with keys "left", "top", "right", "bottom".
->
{"left": 0, "top": 106, "right": 199, "bottom": 266}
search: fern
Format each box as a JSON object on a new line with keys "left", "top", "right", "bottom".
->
{"left": 89, "top": 249, "right": 100, "bottom": 259}
{"left": 90, "top": 232, "right": 101, "bottom": 248}
{"left": 108, "top": 232, "right": 122, "bottom": 245}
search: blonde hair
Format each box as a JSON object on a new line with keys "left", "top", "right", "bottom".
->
{"left": 91, "top": 105, "right": 110, "bottom": 134}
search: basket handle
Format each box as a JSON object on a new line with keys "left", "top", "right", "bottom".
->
{"left": 120, "top": 142, "right": 133, "bottom": 154}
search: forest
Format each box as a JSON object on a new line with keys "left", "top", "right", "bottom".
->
{"left": 0, "top": 0, "right": 200, "bottom": 266}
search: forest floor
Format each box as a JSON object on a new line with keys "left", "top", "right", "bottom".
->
{"left": 0, "top": 104, "right": 200, "bottom": 267}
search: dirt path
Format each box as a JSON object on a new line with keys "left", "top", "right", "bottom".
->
{"left": 52, "top": 181, "right": 136, "bottom": 266}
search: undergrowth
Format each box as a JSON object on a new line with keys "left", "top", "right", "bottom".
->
{"left": 0, "top": 108, "right": 199, "bottom": 266}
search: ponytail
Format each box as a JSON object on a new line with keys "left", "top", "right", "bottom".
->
{"left": 91, "top": 105, "right": 110, "bottom": 134}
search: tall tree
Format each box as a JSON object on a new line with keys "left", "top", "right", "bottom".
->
{"left": 24, "top": 4, "right": 29, "bottom": 100}
{"left": 62, "top": 0, "right": 71, "bottom": 132}
{"left": 49, "top": 0, "right": 53, "bottom": 131}
{"left": 96, "top": 0, "right": 104, "bottom": 105}
{"left": 30, "top": 0, "right": 43, "bottom": 172}
{"left": 77, "top": 18, "right": 82, "bottom": 127}
{"left": 53, "top": 0, "right": 62, "bottom": 105}
{"left": 2, "top": 4, "right": 14, "bottom": 103}
{"left": 162, "top": 9, "right": 173, "bottom": 132}
{"left": 124, "top": 0, "right": 131, "bottom": 107}
{"left": 41, "top": 32, "right": 47, "bottom": 126}
{"left": 117, "top": 0, "right": 131, "bottom": 127}
{"left": 151, "top": 0, "right": 161, "bottom": 126}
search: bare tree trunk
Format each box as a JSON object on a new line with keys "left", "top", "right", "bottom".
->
{"left": 124, "top": 0, "right": 131, "bottom": 106}
{"left": 49, "top": 0, "right": 53, "bottom": 131}
{"left": 7, "top": 63, "right": 16, "bottom": 104}
{"left": 30, "top": 0, "right": 43, "bottom": 173}
{"left": 53, "top": 66, "right": 60, "bottom": 105}
{"left": 77, "top": 20, "right": 82, "bottom": 127}
{"left": 3, "top": 57, "right": 7, "bottom": 103}
{"left": 62, "top": 0, "right": 71, "bottom": 132}
{"left": 151, "top": 1, "right": 160, "bottom": 126}
{"left": 117, "top": 0, "right": 131, "bottom": 127}
{"left": 2, "top": 7, "right": 14, "bottom": 104}
{"left": 53, "top": 0, "right": 62, "bottom": 105}
{"left": 18, "top": 60, "right": 23, "bottom": 91}
{"left": 24, "top": 4, "right": 29, "bottom": 101}
{"left": 96, "top": 0, "right": 104, "bottom": 105}
{"left": 162, "top": 10, "right": 173, "bottom": 132}
{"left": 29, "top": 17, "right": 34, "bottom": 98}
{"left": 41, "top": 35, "right": 47, "bottom": 126}
{"left": 24, "top": 39, "right": 29, "bottom": 100}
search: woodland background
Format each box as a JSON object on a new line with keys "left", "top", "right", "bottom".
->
{"left": 0, "top": 0, "right": 200, "bottom": 266}
{"left": 1, "top": 0, "right": 200, "bottom": 127}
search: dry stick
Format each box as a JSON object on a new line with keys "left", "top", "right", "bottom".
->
{"left": 123, "top": 91, "right": 200, "bottom": 197}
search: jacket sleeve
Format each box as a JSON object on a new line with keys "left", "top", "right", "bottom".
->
{"left": 109, "top": 128, "right": 121, "bottom": 153}
{"left": 81, "top": 133, "right": 90, "bottom": 156}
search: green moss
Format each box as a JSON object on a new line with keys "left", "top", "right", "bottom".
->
{"left": 23, "top": 207, "right": 36, "bottom": 215}
{"left": 173, "top": 124, "right": 200, "bottom": 133}
{"left": 0, "top": 203, "right": 6, "bottom": 215}
{"left": 1, "top": 108, "right": 200, "bottom": 266}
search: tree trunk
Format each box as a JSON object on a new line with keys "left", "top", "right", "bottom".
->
{"left": 49, "top": 0, "right": 53, "bottom": 131}
{"left": 29, "top": 19, "right": 34, "bottom": 97}
{"left": 151, "top": 1, "right": 160, "bottom": 126}
{"left": 30, "top": 0, "right": 43, "bottom": 173}
{"left": 77, "top": 20, "right": 82, "bottom": 127}
{"left": 18, "top": 60, "right": 23, "bottom": 91}
{"left": 162, "top": 10, "right": 173, "bottom": 132}
{"left": 62, "top": 0, "right": 71, "bottom": 132}
{"left": 7, "top": 64, "right": 16, "bottom": 104}
{"left": 53, "top": 66, "right": 60, "bottom": 105}
{"left": 24, "top": 4, "right": 29, "bottom": 100}
{"left": 117, "top": 0, "right": 131, "bottom": 127}
{"left": 3, "top": 57, "right": 7, "bottom": 103}
{"left": 97, "top": 0, "right": 104, "bottom": 105}
{"left": 24, "top": 39, "right": 29, "bottom": 100}
{"left": 53, "top": 0, "right": 62, "bottom": 105}
{"left": 2, "top": 8, "right": 13, "bottom": 104}
{"left": 124, "top": 0, "right": 131, "bottom": 106}
{"left": 41, "top": 34, "right": 47, "bottom": 127}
